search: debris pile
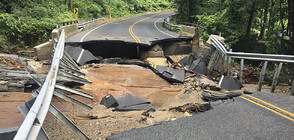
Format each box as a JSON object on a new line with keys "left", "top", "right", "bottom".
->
{"left": 0, "top": 55, "right": 39, "bottom": 92}
{"left": 0, "top": 56, "right": 24, "bottom": 68}
{"left": 169, "top": 103, "right": 212, "bottom": 113}
{"left": 242, "top": 66, "right": 260, "bottom": 84}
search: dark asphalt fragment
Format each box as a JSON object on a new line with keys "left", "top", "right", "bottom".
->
{"left": 220, "top": 76, "right": 242, "bottom": 90}
{"left": 178, "top": 54, "right": 209, "bottom": 75}
{"left": 65, "top": 46, "right": 101, "bottom": 65}
{"left": 202, "top": 91, "right": 229, "bottom": 101}
{"left": 100, "top": 94, "right": 119, "bottom": 108}
{"left": 113, "top": 93, "right": 155, "bottom": 111}
{"left": 169, "top": 103, "right": 212, "bottom": 113}
{"left": 149, "top": 65, "right": 185, "bottom": 83}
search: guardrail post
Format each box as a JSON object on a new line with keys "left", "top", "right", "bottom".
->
{"left": 227, "top": 49, "right": 232, "bottom": 76}
{"left": 240, "top": 59, "right": 244, "bottom": 84}
{"left": 222, "top": 54, "right": 227, "bottom": 74}
{"left": 271, "top": 62, "right": 283, "bottom": 93}
{"left": 257, "top": 61, "right": 268, "bottom": 91}
{"left": 291, "top": 76, "right": 294, "bottom": 96}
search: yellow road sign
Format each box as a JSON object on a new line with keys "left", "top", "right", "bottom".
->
{"left": 74, "top": 8, "right": 78, "bottom": 14}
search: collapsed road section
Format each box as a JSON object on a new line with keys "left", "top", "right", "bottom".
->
{"left": 0, "top": 28, "right": 248, "bottom": 139}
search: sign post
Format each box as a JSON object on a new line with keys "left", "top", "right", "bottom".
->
{"left": 108, "top": 6, "right": 111, "bottom": 18}
{"left": 131, "top": 7, "right": 134, "bottom": 15}
{"left": 149, "top": 5, "right": 152, "bottom": 12}
{"left": 74, "top": 8, "right": 78, "bottom": 21}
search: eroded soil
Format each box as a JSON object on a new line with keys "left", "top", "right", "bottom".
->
{"left": 43, "top": 64, "right": 203, "bottom": 139}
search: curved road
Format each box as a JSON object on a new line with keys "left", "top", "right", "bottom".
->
{"left": 66, "top": 12, "right": 178, "bottom": 44}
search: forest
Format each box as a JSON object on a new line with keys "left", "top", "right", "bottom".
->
{"left": 0, "top": 0, "right": 171, "bottom": 50}
{"left": 174, "top": 0, "right": 294, "bottom": 55}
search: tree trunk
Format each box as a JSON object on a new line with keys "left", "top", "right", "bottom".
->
{"left": 289, "top": 0, "right": 294, "bottom": 54}
{"left": 267, "top": 0, "right": 275, "bottom": 38}
{"left": 259, "top": 0, "right": 269, "bottom": 40}
{"left": 187, "top": 0, "right": 191, "bottom": 22}
{"left": 279, "top": 0, "right": 285, "bottom": 35}
{"left": 246, "top": 0, "right": 256, "bottom": 37}
{"left": 289, "top": 0, "right": 292, "bottom": 37}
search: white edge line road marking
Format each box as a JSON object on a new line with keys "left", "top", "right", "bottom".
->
{"left": 76, "top": 49, "right": 84, "bottom": 63}
{"left": 80, "top": 14, "right": 144, "bottom": 42}
{"left": 154, "top": 17, "right": 178, "bottom": 38}
{"left": 80, "top": 23, "right": 109, "bottom": 42}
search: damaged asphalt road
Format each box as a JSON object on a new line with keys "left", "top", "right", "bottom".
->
{"left": 66, "top": 12, "right": 179, "bottom": 44}
{"left": 107, "top": 92, "right": 294, "bottom": 140}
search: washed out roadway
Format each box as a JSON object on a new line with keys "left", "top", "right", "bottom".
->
{"left": 66, "top": 11, "right": 294, "bottom": 139}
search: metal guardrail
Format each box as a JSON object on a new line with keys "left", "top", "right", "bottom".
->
{"left": 180, "top": 22, "right": 207, "bottom": 30}
{"left": 77, "top": 18, "right": 104, "bottom": 30}
{"left": 209, "top": 37, "right": 294, "bottom": 95}
{"left": 13, "top": 29, "right": 93, "bottom": 139}
{"left": 163, "top": 16, "right": 181, "bottom": 31}
{"left": 57, "top": 20, "right": 78, "bottom": 29}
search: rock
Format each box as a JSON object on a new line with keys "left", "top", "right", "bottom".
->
{"left": 195, "top": 45, "right": 213, "bottom": 58}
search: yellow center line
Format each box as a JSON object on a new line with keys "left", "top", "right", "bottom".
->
{"left": 240, "top": 97, "right": 294, "bottom": 122}
{"left": 204, "top": 90, "right": 294, "bottom": 122}
{"left": 244, "top": 94, "right": 294, "bottom": 117}
{"left": 129, "top": 12, "right": 168, "bottom": 43}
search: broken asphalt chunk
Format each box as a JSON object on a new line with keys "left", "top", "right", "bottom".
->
{"left": 219, "top": 76, "right": 242, "bottom": 90}
{"left": 100, "top": 93, "right": 154, "bottom": 111}
{"left": 178, "top": 54, "right": 209, "bottom": 75}
{"left": 149, "top": 64, "right": 185, "bottom": 83}
{"left": 225, "top": 92, "right": 242, "bottom": 99}
{"left": 114, "top": 93, "right": 150, "bottom": 107}
{"left": 115, "top": 104, "right": 156, "bottom": 112}
{"left": 202, "top": 91, "right": 229, "bottom": 101}
{"left": 65, "top": 46, "right": 101, "bottom": 65}
{"left": 169, "top": 103, "right": 212, "bottom": 113}
{"left": 100, "top": 94, "right": 119, "bottom": 108}
{"left": 202, "top": 90, "right": 242, "bottom": 101}
{"left": 244, "top": 91, "right": 253, "bottom": 94}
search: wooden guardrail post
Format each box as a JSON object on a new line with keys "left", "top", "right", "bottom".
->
{"left": 257, "top": 61, "right": 268, "bottom": 91}
{"left": 271, "top": 62, "right": 283, "bottom": 93}
{"left": 227, "top": 49, "right": 232, "bottom": 76}
{"left": 240, "top": 59, "right": 244, "bottom": 84}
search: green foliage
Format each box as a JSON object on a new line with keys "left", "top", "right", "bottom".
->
{"left": 173, "top": 0, "right": 294, "bottom": 55}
